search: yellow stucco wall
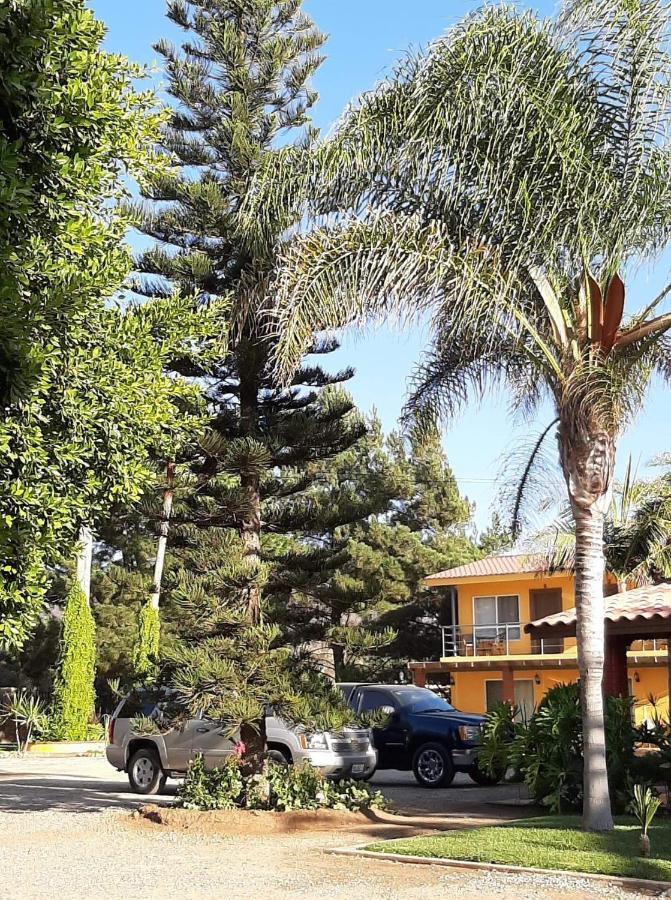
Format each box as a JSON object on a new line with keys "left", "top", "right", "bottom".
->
{"left": 450, "top": 667, "right": 578, "bottom": 715}
{"left": 450, "top": 664, "right": 668, "bottom": 724}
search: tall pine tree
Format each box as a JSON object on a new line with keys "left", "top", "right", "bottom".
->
{"left": 131, "top": 0, "right": 341, "bottom": 623}
{"left": 129, "top": 0, "right": 366, "bottom": 765}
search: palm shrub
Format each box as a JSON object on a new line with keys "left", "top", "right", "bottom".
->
{"left": 0, "top": 690, "right": 47, "bottom": 753}
{"left": 267, "top": 0, "right": 671, "bottom": 831}
{"left": 506, "top": 682, "right": 639, "bottom": 814}
{"left": 52, "top": 585, "right": 96, "bottom": 741}
{"left": 629, "top": 784, "right": 662, "bottom": 858}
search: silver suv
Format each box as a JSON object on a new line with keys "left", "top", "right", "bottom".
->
{"left": 106, "top": 690, "right": 377, "bottom": 794}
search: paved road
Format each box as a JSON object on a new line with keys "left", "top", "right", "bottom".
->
{"left": 0, "top": 754, "right": 530, "bottom": 818}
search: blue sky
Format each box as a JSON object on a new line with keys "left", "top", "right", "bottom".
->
{"left": 91, "top": 0, "right": 671, "bottom": 531}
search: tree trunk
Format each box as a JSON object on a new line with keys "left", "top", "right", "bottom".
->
{"left": 149, "top": 462, "right": 175, "bottom": 611}
{"left": 640, "top": 832, "right": 651, "bottom": 858}
{"left": 240, "top": 719, "right": 267, "bottom": 775}
{"left": 239, "top": 371, "right": 262, "bottom": 625}
{"left": 572, "top": 502, "right": 613, "bottom": 830}
{"left": 76, "top": 525, "right": 93, "bottom": 605}
{"left": 560, "top": 423, "right": 615, "bottom": 832}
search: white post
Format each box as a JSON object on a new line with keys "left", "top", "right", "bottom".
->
{"left": 76, "top": 524, "right": 93, "bottom": 604}
{"left": 149, "top": 462, "right": 175, "bottom": 610}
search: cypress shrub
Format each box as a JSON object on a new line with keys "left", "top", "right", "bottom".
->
{"left": 133, "top": 600, "right": 160, "bottom": 679}
{"left": 53, "top": 584, "right": 96, "bottom": 741}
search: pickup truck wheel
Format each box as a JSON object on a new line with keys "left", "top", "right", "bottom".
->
{"left": 267, "top": 748, "right": 291, "bottom": 767}
{"left": 128, "top": 747, "right": 164, "bottom": 795}
{"left": 468, "top": 761, "right": 503, "bottom": 786}
{"left": 412, "top": 742, "right": 455, "bottom": 788}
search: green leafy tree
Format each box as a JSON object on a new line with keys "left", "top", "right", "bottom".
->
{"left": 0, "top": 0, "right": 193, "bottom": 647}
{"left": 269, "top": 0, "right": 671, "bottom": 831}
{"left": 52, "top": 585, "right": 96, "bottom": 741}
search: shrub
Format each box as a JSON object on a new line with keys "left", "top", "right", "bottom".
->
{"left": 629, "top": 783, "right": 662, "bottom": 858}
{"left": 133, "top": 601, "right": 160, "bottom": 679}
{"left": 0, "top": 690, "right": 47, "bottom": 752}
{"left": 52, "top": 584, "right": 96, "bottom": 741}
{"left": 478, "top": 682, "right": 660, "bottom": 814}
{"left": 177, "top": 754, "right": 386, "bottom": 813}
{"left": 475, "top": 701, "right": 520, "bottom": 781}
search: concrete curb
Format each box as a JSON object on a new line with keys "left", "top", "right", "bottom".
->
{"left": 327, "top": 847, "right": 671, "bottom": 895}
{"left": 25, "top": 741, "right": 105, "bottom": 757}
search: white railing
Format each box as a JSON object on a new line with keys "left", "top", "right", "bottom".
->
{"left": 629, "top": 638, "right": 669, "bottom": 653}
{"left": 440, "top": 624, "right": 563, "bottom": 658}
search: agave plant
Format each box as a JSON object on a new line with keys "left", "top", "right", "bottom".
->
{"left": 0, "top": 691, "right": 48, "bottom": 754}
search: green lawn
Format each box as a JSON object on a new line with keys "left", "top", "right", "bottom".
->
{"left": 364, "top": 816, "right": 671, "bottom": 883}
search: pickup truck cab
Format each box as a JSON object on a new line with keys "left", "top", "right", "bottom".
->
{"left": 106, "top": 689, "right": 377, "bottom": 794}
{"left": 340, "top": 683, "right": 494, "bottom": 788}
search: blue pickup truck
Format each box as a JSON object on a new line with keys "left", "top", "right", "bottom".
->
{"left": 339, "top": 683, "right": 498, "bottom": 788}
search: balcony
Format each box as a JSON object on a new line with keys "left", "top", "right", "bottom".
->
{"left": 440, "top": 626, "right": 670, "bottom": 659}
{"left": 441, "top": 624, "right": 565, "bottom": 658}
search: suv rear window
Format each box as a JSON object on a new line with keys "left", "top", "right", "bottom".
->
{"left": 116, "top": 692, "right": 158, "bottom": 719}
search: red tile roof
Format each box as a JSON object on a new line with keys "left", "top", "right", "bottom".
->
{"left": 526, "top": 582, "right": 671, "bottom": 633}
{"left": 424, "top": 553, "right": 558, "bottom": 584}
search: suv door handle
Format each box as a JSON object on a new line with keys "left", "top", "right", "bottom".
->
{"left": 195, "top": 726, "right": 209, "bottom": 733}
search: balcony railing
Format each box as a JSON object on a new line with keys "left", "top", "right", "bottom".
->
{"left": 441, "top": 624, "right": 564, "bottom": 658}
{"left": 440, "top": 626, "right": 670, "bottom": 658}
{"left": 629, "top": 638, "right": 669, "bottom": 653}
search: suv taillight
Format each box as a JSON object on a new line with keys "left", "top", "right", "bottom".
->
{"left": 108, "top": 716, "right": 115, "bottom": 744}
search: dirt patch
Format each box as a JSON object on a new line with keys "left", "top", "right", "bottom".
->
{"left": 136, "top": 804, "right": 390, "bottom": 837}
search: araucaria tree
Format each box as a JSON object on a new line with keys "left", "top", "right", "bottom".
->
{"left": 270, "top": 1, "right": 671, "bottom": 830}
{"left": 132, "top": 0, "right": 331, "bottom": 625}
{"left": 132, "top": 0, "right": 361, "bottom": 766}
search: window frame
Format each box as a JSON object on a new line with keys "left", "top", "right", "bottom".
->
{"left": 472, "top": 593, "right": 521, "bottom": 641}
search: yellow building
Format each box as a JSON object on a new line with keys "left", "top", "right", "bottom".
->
{"left": 408, "top": 554, "right": 670, "bottom": 725}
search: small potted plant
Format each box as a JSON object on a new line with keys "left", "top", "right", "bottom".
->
{"left": 629, "top": 783, "right": 662, "bottom": 858}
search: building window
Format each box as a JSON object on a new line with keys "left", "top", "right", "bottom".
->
{"left": 485, "top": 678, "right": 535, "bottom": 720}
{"left": 485, "top": 680, "right": 503, "bottom": 711}
{"left": 473, "top": 595, "right": 520, "bottom": 641}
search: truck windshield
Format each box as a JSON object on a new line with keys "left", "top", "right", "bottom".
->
{"left": 392, "top": 689, "right": 454, "bottom": 713}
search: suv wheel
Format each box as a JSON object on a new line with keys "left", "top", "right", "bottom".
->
{"left": 267, "top": 748, "right": 291, "bottom": 767}
{"left": 468, "top": 761, "right": 504, "bottom": 786}
{"left": 128, "top": 747, "right": 166, "bottom": 795}
{"left": 412, "top": 742, "right": 455, "bottom": 788}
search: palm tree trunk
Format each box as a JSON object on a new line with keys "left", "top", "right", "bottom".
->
{"left": 149, "top": 462, "right": 175, "bottom": 611}
{"left": 572, "top": 501, "right": 613, "bottom": 831}
{"left": 560, "top": 422, "right": 615, "bottom": 832}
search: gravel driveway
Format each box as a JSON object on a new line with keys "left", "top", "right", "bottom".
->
{"left": 0, "top": 755, "right": 661, "bottom": 899}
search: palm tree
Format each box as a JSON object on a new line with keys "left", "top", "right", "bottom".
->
{"left": 264, "top": 0, "right": 671, "bottom": 830}
{"left": 537, "top": 458, "right": 671, "bottom": 589}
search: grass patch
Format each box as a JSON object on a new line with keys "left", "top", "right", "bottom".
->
{"left": 364, "top": 816, "right": 671, "bottom": 883}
